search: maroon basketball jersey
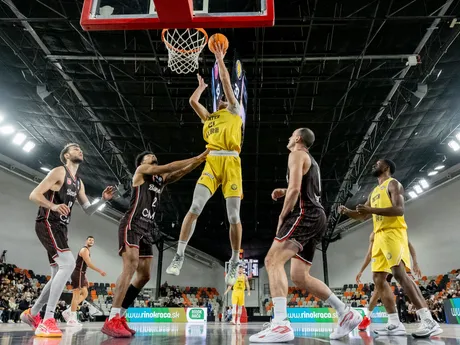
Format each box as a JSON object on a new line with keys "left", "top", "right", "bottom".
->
{"left": 286, "top": 151, "right": 324, "bottom": 215}
{"left": 36, "top": 166, "right": 81, "bottom": 225}
{"left": 75, "top": 246, "right": 90, "bottom": 273}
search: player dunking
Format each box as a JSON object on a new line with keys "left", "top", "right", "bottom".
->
{"left": 62, "top": 236, "right": 106, "bottom": 326}
{"left": 339, "top": 159, "right": 442, "bottom": 337}
{"left": 166, "top": 42, "right": 244, "bottom": 285}
{"left": 224, "top": 264, "right": 250, "bottom": 325}
{"left": 102, "top": 150, "right": 208, "bottom": 338}
{"left": 354, "top": 232, "right": 421, "bottom": 331}
{"left": 250, "top": 129, "right": 361, "bottom": 343}
{"left": 21, "top": 143, "right": 114, "bottom": 337}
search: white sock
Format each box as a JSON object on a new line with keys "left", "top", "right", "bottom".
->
{"left": 230, "top": 250, "right": 240, "bottom": 263}
{"left": 109, "top": 307, "right": 121, "bottom": 320}
{"left": 71, "top": 311, "right": 78, "bottom": 320}
{"left": 232, "top": 304, "right": 237, "bottom": 320}
{"left": 177, "top": 241, "right": 187, "bottom": 256}
{"left": 416, "top": 307, "right": 433, "bottom": 321}
{"left": 120, "top": 307, "right": 127, "bottom": 317}
{"left": 388, "top": 312, "right": 400, "bottom": 326}
{"left": 326, "top": 293, "right": 346, "bottom": 316}
{"left": 273, "top": 297, "right": 287, "bottom": 322}
{"left": 367, "top": 308, "right": 373, "bottom": 318}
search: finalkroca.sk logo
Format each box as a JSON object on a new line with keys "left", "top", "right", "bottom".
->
{"left": 188, "top": 308, "right": 204, "bottom": 320}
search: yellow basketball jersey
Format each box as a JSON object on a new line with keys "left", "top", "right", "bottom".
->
{"left": 233, "top": 274, "right": 246, "bottom": 291}
{"left": 370, "top": 177, "right": 407, "bottom": 233}
{"left": 203, "top": 108, "right": 243, "bottom": 152}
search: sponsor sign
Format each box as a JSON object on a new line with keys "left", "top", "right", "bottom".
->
{"left": 126, "top": 307, "right": 207, "bottom": 323}
{"left": 286, "top": 307, "right": 386, "bottom": 323}
{"left": 444, "top": 297, "right": 460, "bottom": 324}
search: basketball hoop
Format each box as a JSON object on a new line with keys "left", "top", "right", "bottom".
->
{"left": 162, "top": 28, "right": 208, "bottom": 74}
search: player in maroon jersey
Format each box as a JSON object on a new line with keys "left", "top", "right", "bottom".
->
{"left": 102, "top": 149, "right": 208, "bottom": 338}
{"left": 21, "top": 143, "right": 114, "bottom": 337}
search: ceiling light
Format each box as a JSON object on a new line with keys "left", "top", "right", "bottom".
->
{"left": 419, "top": 179, "right": 429, "bottom": 189}
{"left": 413, "top": 184, "right": 423, "bottom": 194}
{"left": 408, "top": 191, "right": 418, "bottom": 199}
{"left": 0, "top": 115, "right": 4, "bottom": 124}
{"left": 22, "top": 141, "right": 35, "bottom": 152}
{"left": 92, "top": 198, "right": 100, "bottom": 204}
{"left": 12, "top": 132, "right": 26, "bottom": 145}
{"left": 448, "top": 140, "right": 460, "bottom": 151}
{"left": 434, "top": 164, "right": 445, "bottom": 171}
{"left": 0, "top": 125, "right": 15, "bottom": 135}
{"left": 427, "top": 170, "right": 438, "bottom": 176}
{"left": 40, "top": 167, "right": 51, "bottom": 172}
{"left": 456, "top": 133, "right": 460, "bottom": 142}
{"left": 98, "top": 203, "right": 106, "bottom": 211}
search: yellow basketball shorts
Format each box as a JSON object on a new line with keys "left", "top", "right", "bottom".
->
{"left": 197, "top": 154, "right": 243, "bottom": 198}
{"left": 232, "top": 290, "right": 245, "bottom": 306}
{"left": 371, "top": 228, "right": 411, "bottom": 273}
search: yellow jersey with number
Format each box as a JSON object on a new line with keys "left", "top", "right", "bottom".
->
{"left": 370, "top": 177, "right": 407, "bottom": 233}
{"left": 203, "top": 107, "right": 242, "bottom": 153}
{"left": 233, "top": 274, "right": 246, "bottom": 291}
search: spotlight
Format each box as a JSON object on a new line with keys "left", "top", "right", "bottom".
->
{"left": 413, "top": 184, "right": 423, "bottom": 194}
{"left": 448, "top": 140, "right": 460, "bottom": 151}
{"left": 0, "top": 115, "right": 3, "bottom": 124}
{"left": 434, "top": 164, "right": 445, "bottom": 171}
{"left": 419, "top": 179, "right": 429, "bottom": 189}
{"left": 456, "top": 133, "right": 460, "bottom": 142}
{"left": 0, "top": 125, "right": 15, "bottom": 135}
{"left": 427, "top": 170, "right": 438, "bottom": 176}
{"left": 40, "top": 167, "right": 51, "bottom": 172}
{"left": 12, "top": 133, "right": 26, "bottom": 145}
{"left": 22, "top": 141, "right": 35, "bottom": 152}
{"left": 408, "top": 191, "right": 418, "bottom": 199}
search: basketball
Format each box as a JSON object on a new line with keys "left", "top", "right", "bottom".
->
{"left": 208, "top": 33, "right": 229, "bottom": 54}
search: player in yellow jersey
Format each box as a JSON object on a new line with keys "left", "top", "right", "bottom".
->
{"left": 166, "top": 42, "right": 243, "bottom": 285}
{"left": 224, "top": 265, "right": 250, "bottom": 325}
{"left": 339, "top": 159, "right": 442, "bottom": 338}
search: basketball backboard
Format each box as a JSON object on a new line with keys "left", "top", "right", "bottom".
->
{"left": 81, "top": 0, "right": 274, "bottom": 31}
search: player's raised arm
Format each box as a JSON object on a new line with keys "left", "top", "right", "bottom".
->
{"left": 163, "top": 150, "right": 209, "bottom": 185}
{"left": 77, "top": 181, "right": 115, "bottom": 216}
{"left": 137, "top": 151, "right": 209, "bottom": 176}
{"left": 29, "top": 167, "right": 69, "bottom": 215}
{"left": 213, "top": 43, "right": 239, "bottom": 113}
{"left": 189, "top": 74, "right": 211, "bottom": 122}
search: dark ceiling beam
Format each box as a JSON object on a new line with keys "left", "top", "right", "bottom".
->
{"left": 1, "top": 0, "right": 132, "bottom": 185}
{"left": 324, "top": 0, "right": 456, "bottom": 247}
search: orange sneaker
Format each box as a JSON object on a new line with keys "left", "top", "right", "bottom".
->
{"left": 119, "top": 316, "right": 136, "bottom": 335}
{"left": 35, "top": 318, "right": 62, "bottom": 338}
{"left": 101, "top": 315, "right": 132, "bottom": 338}
{"left": 358, "top": 316, "right": 371, "bottom": 331}
{"left": 20, "top": 308, "right": 42, "bottom": 330}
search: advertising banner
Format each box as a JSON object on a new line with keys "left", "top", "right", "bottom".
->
{"left": 286, "top": 307, "right": 387, "bottom": 323}
{"left": 444, "top": 298, "right": 460, "bottom": 324}
{"left": 126, "top": 307, "right": 207, "bottom": 323}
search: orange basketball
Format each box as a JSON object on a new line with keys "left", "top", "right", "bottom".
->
{"left": 208, "top": 33, "right": 229, "bottom": 54}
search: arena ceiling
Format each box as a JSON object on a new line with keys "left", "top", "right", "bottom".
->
{"left": 0, "top": 0, "right": 460, "bottom": 263}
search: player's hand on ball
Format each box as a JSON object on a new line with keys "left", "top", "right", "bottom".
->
{"left": 271, "top": 189, "right": 286, "bottom": 201}
{"left": 52, "top": 204, "right": 70, "bottom": 216}
{"left": 213, "top": 42, "right": 226, "bottom": 60}
{"left": 197, "top": 74, "right": 208, "bottom": 90}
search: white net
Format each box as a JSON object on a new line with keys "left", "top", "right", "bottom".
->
{"left": 162, "top": 28, "right": 208, "bottom": 74}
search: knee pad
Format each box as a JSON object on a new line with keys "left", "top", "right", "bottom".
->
{"left": 189, "top": 200, "right": 205, "bottom": 216}
{"left": 189, "top": 184, "right": 212, "bottom": 215}
{"left": 226, "top": 197, "right": 241, "bottom": 224}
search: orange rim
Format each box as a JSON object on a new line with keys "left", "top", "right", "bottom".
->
{"left": 162, "top": 28, "right": 208, "bottom": 54}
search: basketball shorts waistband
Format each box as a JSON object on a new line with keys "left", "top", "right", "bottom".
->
{"left": 208, "top": 150, "right": 239, "bottom": 157}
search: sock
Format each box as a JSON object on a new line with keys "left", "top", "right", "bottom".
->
{"left": 71, "top": 311, "right": 78, "bottom": 320}
{"left": 367, "top": 308, "right": 373, "bottom": 318}
{"left": 416, "top": 307, "right": 433, "bottom": 321}
{"left": 230, "top": 250, "right": 240, "bottom": 263}
{"left": 326, "top": 293, "right": 346, "bottom": 316}
{"left": 388, "top": 312, "right": 400, "bottom": 326}
{"left": 273, "top": 297, "right": 287, "bottom": 322}
{"left": 177, "top": 241, "right": 187, "bottom": 256}
{"left": 120, "top": 307, "right": 127, "bottom": 317}
{"left": 121, "top": 284, "right": 142, "bottom": 310}
{"left": 109, "top": 308, "right": 121, "bottom": 320}
{"left": 232, "top": 304, "right": 237, "bottom": 320}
